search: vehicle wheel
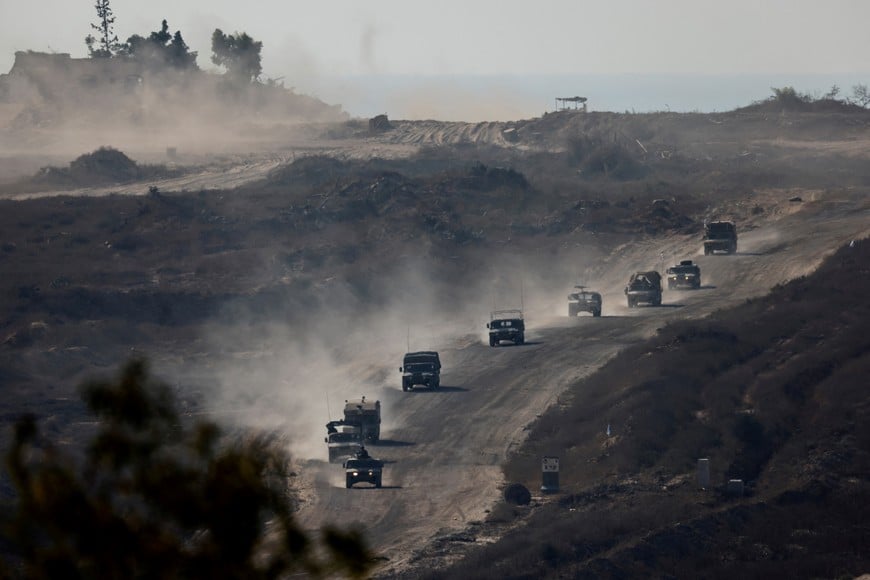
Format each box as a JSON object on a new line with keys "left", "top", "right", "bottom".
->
{"left": 402, "top": 383, "right": 409, "bottom": 392}
{"left": 375, "top": 476, "right": 382, "bottom": 488}
{"left": 346, "top": 476, "right": 353, "bottom": 489}
{"left": 593, "top": 309, "right": 601, "bottom": 317}
{"left": 516, "top": 334, "right": 524, "bottom": 345}
{"left": 704, "top": 246, "right": 710, "bottom": 256}
{"left": 627, "top": 298, "right": 634, "bottom": 308}
{"left": 490, "top": 338, "right": 497, "bottom": 347}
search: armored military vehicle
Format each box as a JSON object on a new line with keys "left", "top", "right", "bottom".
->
{"left": 326, "top": 396, "right": 381, "bottom": 444}
{"left": 667, "top": 260, "right": 701, "bottom": 289}
{"left": 703, "top": 221, "right": 737, "bottom": 255}
{"left": 324, "top": 425, "right": 362, "bottom": 463}
{"left": 568, "top": 286, "right": 602, "bottom": 317}
{"left": 624, "top": 271, "right": 662, "bottom": 307}
{"left": 400, "top": 351, "right": 441, "bottom": 391}
{"left": 344, "top": 447, "right": 384, "bottom": 488}
{"left": 342, "top": 397, "right": 381, "bottom": 442}
{"left": 487, "top": 310, "right": 525, "bottom": 346}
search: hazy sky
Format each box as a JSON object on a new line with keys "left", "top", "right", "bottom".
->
{"left": 1, "top": 1, "right": 869, "bottom": 118}
{"left": 2, "top": 0, "right": 869, "bottom": 77}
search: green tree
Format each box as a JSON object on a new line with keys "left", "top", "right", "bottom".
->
{"left": 211, "top": 29, "right": 263, "bottom": 83}
{"left": 1, "top": 360, "right": 371, "bottom": 578}
{"left": 123, "top": 20, "right": 198, "bottom": 70}
{"left": 85, "top": 0, "right": 120, "bottom": 58}
{"left": 852, "top": 84, "right": 870, "bottom": 107}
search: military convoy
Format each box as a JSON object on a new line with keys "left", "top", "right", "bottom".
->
{"left": 666, "top": 260, "right": 701, "bottom": 290}
{"left": 704, "top": 221, "right": 737, "bottom": 255}
{"left": 487, "top": 310, "right": 526, "bottom": 346}
{"left": 400, "top": 351, "right": 442, "bottom": 391}
{"left": 625, "top": 271, "right": 663, "bottom": 307}
{"left": 329, "top": 219, "right": 739, "bottom": 488}
{"left": 567, "top": 286, "right": 602, "bottom": 317}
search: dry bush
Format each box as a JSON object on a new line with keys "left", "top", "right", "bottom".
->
{"left": 0, "top": 360, "right": 372, "bottom": 578}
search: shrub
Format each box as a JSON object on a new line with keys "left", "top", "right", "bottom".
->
{"left": 1, "top": 360, "right": 371, "bottom": 578}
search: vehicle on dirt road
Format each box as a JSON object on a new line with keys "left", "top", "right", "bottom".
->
{"left": 625, "top": 271, "right": 663, "bottom": 307}
{"left": 667, "top": 260, "right": 701, "bottom": 290}
{"left": 326, "top": 396, "right": 381, "bottom": 444}
{"left": 568, "top": 286, "right": 602, "bottom": 317}
{"left": 324, "top": 425, "right": 362, "bottom": 463}
{"left": 344, "top": 448, "right": 384, "bottom": 488}
{"left": 704, "top": 221, "right": 737, "bottom": 255}
{"left": 487, "top": 310, "right": 526, "bottom": 346}
{"left": 400, "top": 351, "right": 441, "bottom": 391}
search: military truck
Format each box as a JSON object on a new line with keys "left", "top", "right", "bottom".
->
{"left": 487, "top": 310, "right": 525, "bottom": 346}
{"left": 568, "top": 286, "right": 602, "bottom": 317}
{"left": 666, "top": 260, "right": 701, "bottom": 290}
{"left": 624, "top": 271, "right": 662, "bottom": 307}
{"left": 703, "top": 221, "right": 737, "bottom": 255}
{"left": 343, "top": 397, "right": 381, "bottom": 442}
{"left": 326, "top": 396, "right": 381, "bottom": 443}
{"left": 344, "top": 448, "right": 384, "bottom": 488}
{"left": 400, "top": 351, "right": 441, "bottom": 391}
{"left": 324, "top": 425, "right": 362, "bottom": 463}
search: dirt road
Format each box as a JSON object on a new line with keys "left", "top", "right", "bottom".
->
{"left": 294, "top": 190, "right": 870, "bottom": 575}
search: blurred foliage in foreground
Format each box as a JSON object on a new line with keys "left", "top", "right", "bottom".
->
{"left": 1, "top": 359, "right": 371, "bottom": 578}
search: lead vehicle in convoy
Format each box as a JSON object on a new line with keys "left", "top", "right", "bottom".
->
{"left": 704, "top": 221, "right": 737, "bottom": 254}
{"left": 487, "top": 310, "right": 525, "bottom": 346}
{"left": 568, "top": 286, "right": 602, "bottom": 317}
{"left": 400, "top": 351, "right": 441, "bottom": 391}
{"left": 667, "top": 260, "right": 701, "bottom": 289}
{"left": 625, "top": 271, "right": 662, "bottom": 307}
{"left": 344, "top": 448, "right": 384, "bottom": 488}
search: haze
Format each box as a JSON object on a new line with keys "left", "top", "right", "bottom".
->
{"left": 3, "top": 0, "right": 870, "bottom": 118}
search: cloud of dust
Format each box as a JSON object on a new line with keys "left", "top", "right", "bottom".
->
{"left": 176, "top": 240, "right": 611, "bottom": 461}
{"left": 381, "top": 78, "right": 536, "bottom": 122}
{"left": 0, "top": 56, "right": 348, "bottom": 163}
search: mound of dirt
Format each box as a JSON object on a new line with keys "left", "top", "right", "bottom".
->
{"left": 69, "top": 147, "right": 140, "bottom": 183}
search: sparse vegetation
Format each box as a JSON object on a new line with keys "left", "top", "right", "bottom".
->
{"left": 85, "top": 0, "right": 120, "bottom": 58}
{"left": 0, "top": 360, "right": 372, "bottom": 578}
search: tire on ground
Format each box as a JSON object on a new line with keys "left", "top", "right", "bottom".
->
{"left": 503, "top": 482, "right": 532, "bottom": 506}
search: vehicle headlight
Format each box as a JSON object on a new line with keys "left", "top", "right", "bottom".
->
{"left": 352, "top": 471, "right": 359, "bottom": 476}
{"left": 368, "top": 470, "right": 374, "bottom": 475}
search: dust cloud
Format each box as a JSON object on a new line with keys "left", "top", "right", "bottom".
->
{"left": 170, "top": 245, "right": 606, "bottom": 462}
{"left": 0, "top": 52, "right": 347, "bottom": 171}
